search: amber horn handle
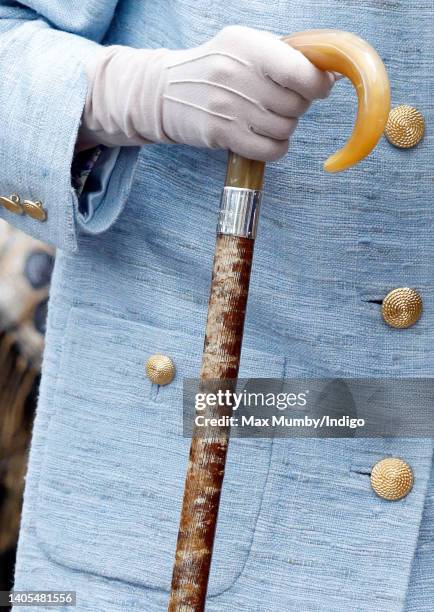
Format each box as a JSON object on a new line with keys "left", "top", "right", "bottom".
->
{"left": 169, "top": 30, "right": 390, "bottom": 612}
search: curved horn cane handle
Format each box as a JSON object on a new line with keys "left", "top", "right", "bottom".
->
{"left": 285, "top": 29, "right": 391, "bottom": 172}
{"left": 225, "top": 30, "right": 390, "bottom": 189}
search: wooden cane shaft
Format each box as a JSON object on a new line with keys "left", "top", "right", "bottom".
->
{"left": 169, "top": 234, "right": 254, "bottom": 611}
{"left": 169, "top": 154, "right": 264, "bottom": 611}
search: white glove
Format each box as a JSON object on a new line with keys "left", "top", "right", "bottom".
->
{"left": 79, "top": 25, "right": 334, "bottom": 161}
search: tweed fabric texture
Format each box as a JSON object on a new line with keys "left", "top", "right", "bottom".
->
{"left": 0, "top": 1, "right": 432, "bottom": 610}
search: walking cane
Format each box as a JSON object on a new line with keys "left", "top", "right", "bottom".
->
{"left": 169, "top": 29, "right": 391, "bottom": 611}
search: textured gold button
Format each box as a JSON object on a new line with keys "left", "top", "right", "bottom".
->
{"left": 381, "top": 287, "right": 422, "bottom": 329}
{"left": 145, "top": 354, "right": 175, "bottom": 386}
{"left": 384, "top": 105, "right": 424, "bottom": 148}
{"left": 22, "top": 200, "right": 47, "bottom": 222}
{"left": 371, "top": 458, "right": 413, "bottom": 501}
{"left": 0, "top": 194, "right": 24, "bottom": 215}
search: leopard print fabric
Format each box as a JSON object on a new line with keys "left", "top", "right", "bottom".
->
{"left": 0, "top": 221, "right": 55, "bottom": 585}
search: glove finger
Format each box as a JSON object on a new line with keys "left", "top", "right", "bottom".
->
{"left": 260, "top": 39, "right": 334, "bottom": 100}
{"left": 259, "top": 82, "right": 311, "bottom": 118}
{"left": 229, "top": 128, "right": 290, "bottom": 162}
{"left": 247, "top": 110, "right": 298, "bottom": 142}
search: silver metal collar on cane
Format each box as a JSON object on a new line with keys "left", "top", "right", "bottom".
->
{"left": 217, "top": 187, "right": 262, "bottom": 239}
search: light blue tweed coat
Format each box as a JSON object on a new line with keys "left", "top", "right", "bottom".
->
{"left": 1, "top": 1, "right": 433, "bottom": 610}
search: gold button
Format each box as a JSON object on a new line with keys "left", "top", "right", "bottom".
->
{"left": 0, "top": 194, "right": 24, "bottom": 215}
{"left": 145, "top": 354, "right": 175, "bottom": 386}
{"left": 22, "top": 200, "right": 47, "bottom": 222}
{"left": 371, "top": 458, "right": 413, "bottom": 501}
{"left": 384, "top": 105, "right": 424, "bottom": 148}
{"left": 381, "top": 287, "right": 422, "bottom": 329}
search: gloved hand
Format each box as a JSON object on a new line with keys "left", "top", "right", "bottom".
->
{"left": 79, "top": 25, "right": 334, "bottom": 161}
